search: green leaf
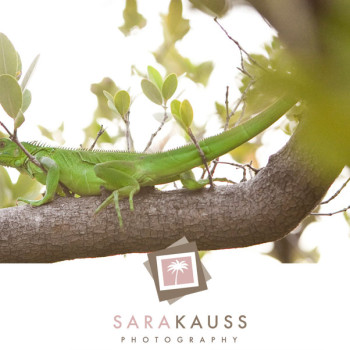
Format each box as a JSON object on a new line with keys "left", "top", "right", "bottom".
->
{"left": 171, "top": 99, "right": 186, "bottom": 130}
{"left": 193, "top": 61, "right": 214, "bottom": 86}
{"left": 103, "top": 90, "right": 114, "bottom": 103}
{"left": 21, "top": 54, "right": 40, "bottom": 90}
{"left": 189, "top": 0, "right": 228, "bottom": 17}
{"left": 0, "top": 74, "right": 23, "bottom": 118}
{"left": 166, "top": 0, "right": 190, "bottom": 42}
{"left": 180, "top": 99, "right": 193, "bottom": 128}
{"left": 90, "top": 77, "right": 119, "bottom": 123}
{"left": 162, "top": 73, "right": 177, "bottom": 101}
{"left": 152, "top": 112, "right": 171, "bottom": 123}
{"left": 21, "top": 89, "right": 32, "bottom": 112}
{"left": 170, "top": 99, "right": 181, "bottom": 117}
{"left": 14, "top": 110, "right": 25, "bottom": 129}
{"left": 344, "top": 211, "right": 350, "bottom": 226}
{"left": 119, "top": 0, "right": 147, "bottom": 36}
{"left": 107, "top": 100, "right": 118, "bottom": 113}
{"left": 153, "top": 45, "right": 213, "bottom": 86}
{"left": 37, "top": 123, "right": 65, "bottom": 144}
{"left": 12, "top": 173, "right": 42, "bottom": 202}
{"left": 114, "top": 90, "right": 130, "bottom": 116}
{"left": 0, "top": 33, "right": 18, "bottom": 77}
{"left": 141, "top": 79, "right": 163, "bottom": 105}
{"left": 38, "top": 125, "right": 55, "bottom": 141}
{"left": 82, "top": 119, "right": 116, "bottom": 148}
{"left": 147, "top": 66, "right": 163, "bottom": 91}
{"left": 0, "top": 166, "right": 13, "bottom": 208}
{"left": 16, "top": 51, "right": 22, "bottom": 79}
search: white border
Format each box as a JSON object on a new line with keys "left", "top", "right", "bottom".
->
{"left": 156, "top": 252, "right": 199, "bottom": 291}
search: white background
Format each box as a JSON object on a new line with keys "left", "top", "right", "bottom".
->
{"left": 1, "top": 1, "right": 350, "bottom": 349}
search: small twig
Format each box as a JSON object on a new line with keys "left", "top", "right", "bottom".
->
{"left": 224, "top": 86, "right": 230, "bottom": 130}
{"left": 214, "top": 17, "right": 266, "bottom": 73}
{"left": 143, "top": 107, "right": 169, "bottom": 153}
{"left": 213, "top": 160, "right": 260, "bottom": 182}
{"left": 210, "top": 87, "right": 230, "bottom": 179}
{"left": 310, "top": 205, "right": 350, "bottom": 217}
{"left": 89, "top": 124, "right": 105, "bottom": 150}
{"left": 1, "top": 121, "right": 44, "bottom": 170}
{"left": 321, "top": 176, "right": 350, "bottom": 205}
{"left": 209, "top": 160, "right": 219, "bottom": 179}
{"left": 209, "top": 81, "right": 253, "bottom": 179}
{"left": 235, "top": 96, "right": 247, "bottom": 128}
{"left": 228, "top": 89, "right": 245, "bottom": 121}
{"left": 0, "top": 121, "right": 13, "bottom": 137}
{"left": 246, "top": 160, "right": 256, "bottom": 178}
{"left": 311, "top": 176, "right": 350, "bottom": 216}
{"left": 210, "top": 81, "right": 253, "bottom": 177}
{"left": 210, "top": 18, "right": 261, "bottom": 181}
{"left": 124, "top": 111, "right": 134, "bottom": 152}
{"left": 214, "top": 160, "right": 260, "bottom": 174}
{"left": 237, "top": 66, "right": 253, "bottom": 79}
{"left": 233, "top": 80, "right": 254, "bottom": 127}
{"left": 187, "top": 128, "right": 214, "bottom": 188}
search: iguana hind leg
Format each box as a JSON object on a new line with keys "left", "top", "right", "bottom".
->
{"left": 94, "top": 161, "right": 140, "bottom": 227}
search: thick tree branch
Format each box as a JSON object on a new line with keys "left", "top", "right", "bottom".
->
{"left": 0, "top": 121, "right": 342, "bottom": 262}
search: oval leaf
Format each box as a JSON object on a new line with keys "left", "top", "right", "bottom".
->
{"left": 171, "top": 99, "right": 186, "bottom": 130}
{"left": 162, "top": 73, "right": 177, "bottom": 101}
{"left": 107, "top": 100, "right": 118, "bottom": 113}
{"left": 22, "top": 89, "right": 32, "bottom": 112}
{"left": 0, "top": 33, "right": 18, "bottom": 77}
{"left": 0, "top": 74, "right": 23, "bottom": 118}
{"left": 152, "top": 112, "right": 171, "bottom": 123}
{"left": 103, "top": 90, "right": 114, "bottom": 103}
{"left": 14, "top": 110, "right": 25, "bottom": 129}
{"left": 170, "top": 99, "right": 181, "bottom": 117}
{"left": 141, "top": 79, "right": 163, "bottom": 105}
{"left": 114, "top": 90, "right": 130, "bottom": 116}
{"left": 21, "top": 54, "right": 40, "bottom": 90}
{"left": 16, "top": 51, "right": 22, "bottom": 80}
{"left": 147, "top": 66, "right": 163, "bottom": 91}
{"left": 180, "top": 99, "right": 193, "bottom": 128}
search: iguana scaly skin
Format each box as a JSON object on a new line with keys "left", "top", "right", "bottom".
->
{"left": 0, "top": 97, "right": 295, "bottom": 226}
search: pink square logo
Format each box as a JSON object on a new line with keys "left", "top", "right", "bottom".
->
{"left": 156, "top": 252, "right": 199, "bottom": 291}
{"left": 145, "top": 239, "right": 210, "bottom": 303}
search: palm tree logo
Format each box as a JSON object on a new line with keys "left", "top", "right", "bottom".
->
{"left": 167, "top": 259, "right": 189, "bottom": 285}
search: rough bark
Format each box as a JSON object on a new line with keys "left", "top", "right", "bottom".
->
{"left": 0, "top": 124, "right": 342, "bottom": 262}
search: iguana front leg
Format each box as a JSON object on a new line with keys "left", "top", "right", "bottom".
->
{"left": 17, "top": 156, "right": 60, "bottom": 206}
{"left": 94, "top": 160, "right": 140, "bottom": 227}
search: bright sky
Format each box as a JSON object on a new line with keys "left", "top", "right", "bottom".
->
{"left": 1, "top": 2, "right": 350, "bottom": 349}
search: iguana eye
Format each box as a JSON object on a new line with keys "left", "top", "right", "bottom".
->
{"left": 0, "top": 141, "right": 6, "bottom": 148}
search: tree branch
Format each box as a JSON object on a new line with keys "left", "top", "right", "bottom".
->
{"left": 0, "top": 121, "right": 342, "bottom": 263}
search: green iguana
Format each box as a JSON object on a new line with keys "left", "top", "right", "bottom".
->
{"left": 0, "top": 97, "right": 295, "bottom": 226}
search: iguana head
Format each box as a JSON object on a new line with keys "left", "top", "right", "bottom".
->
{"left": 0, "top": 138, "right": 27, "bottom": 168}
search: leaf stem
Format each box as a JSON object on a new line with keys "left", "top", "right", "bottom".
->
{"left": 89, "top": 124, "right": 105, "bottom": 150}
{"left": 143, "top": 105, "right": 169, "bottom": 152}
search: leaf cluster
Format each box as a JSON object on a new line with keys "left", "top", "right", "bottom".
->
{"left": 0, "top": 33, "right": 38, "bottom": 131}
{"left": 141, "top": 66, "right": 178, "bottom": 106}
